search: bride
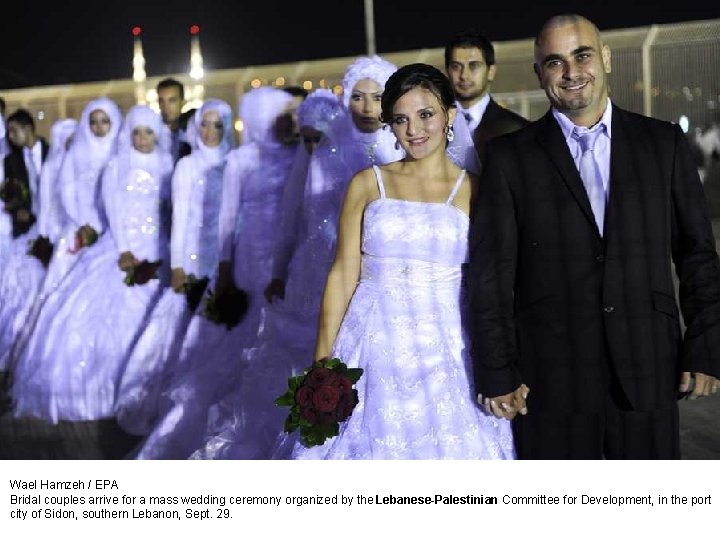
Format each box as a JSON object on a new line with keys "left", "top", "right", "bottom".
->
{"left": 287, "top": 63, "right": 515, "bottom": 459}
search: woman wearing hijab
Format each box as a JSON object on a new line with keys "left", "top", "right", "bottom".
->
{"left": 10, "top": 105, "right": 172, "bottom": 423}
{"left": 0, "top": 119, "right": 77, "bottom": 372}
{"left": 191, "top": 56, "right": 404, "bottom": 460}
{"left": 115, "top": 99, "right": 235, "bottom": 444}
{"left": 126, "top": 88, "right": 298, "bottom": 459}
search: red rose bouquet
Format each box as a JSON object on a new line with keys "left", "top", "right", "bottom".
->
{"left": 124, "top": 259, "right": 162, "bottom": 286}
{"left": 27, "top": 235, "right": 54, "bottom": 268}
{"left": 1, "top": 177, "right": 36, "bottom": 237}
{"left": 68, "top": 224, "right": 98, "bottom": 254}
{"left": 275, "top": 357, "right": 363, "bottom": 448}
{"left": 203, "top": 283, "right": 249, "bottom": 330}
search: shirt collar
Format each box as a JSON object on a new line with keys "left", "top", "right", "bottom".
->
{"left": 459, "top": 93, "right": 491, "bottom": 124}
{"left": 552, "top": 99, "right": 613, "bottom": 143}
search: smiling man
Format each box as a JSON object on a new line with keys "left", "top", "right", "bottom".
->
{"left": 445, "top": 29, "right": 528, "bottom": 164}
{"left": 468, "top": 14, "right": 720, "bottom": 459}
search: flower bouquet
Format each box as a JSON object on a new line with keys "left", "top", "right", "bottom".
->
{"left": 68, "top": 224, "right": 98, "bottom": 254}
{"left": 203, "top": 283, "right": 249, "bottom": 330}
{"left": 275, "top": 357, "right": 363, "bottom": 448}
{"left": 27, "top": 235, "right": 54, "bottom": 268}
{"left": 124, "top": 259, "right": 162, "bottom": 286}
{"left": 183, "top": 274, "right": 210, "bottom": 311}
{"left": 1, "top": 177, "right": 36, "bottom": 237}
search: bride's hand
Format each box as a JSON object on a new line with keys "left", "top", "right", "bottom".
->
{"left": 479, "top": 384, "right": 529, "bottom": 420}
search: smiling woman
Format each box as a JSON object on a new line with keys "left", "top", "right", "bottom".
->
{"left": 285, "top": 62, "right": 515, "bottom": 460}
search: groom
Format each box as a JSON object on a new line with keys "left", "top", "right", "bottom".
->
{"left": 468, "top": 14, "right": 720, "bottom": 459}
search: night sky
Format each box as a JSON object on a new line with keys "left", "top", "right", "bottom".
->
{"left": 1, "top": 1, "right": 717, "bottom": 89}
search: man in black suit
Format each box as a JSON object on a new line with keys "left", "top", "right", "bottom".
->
{"left": 445, "top": 29, "right": 528, "bottom": 165}
{"left": 157, "top": 78, "right": 193, "bottom": 163}
{"left": 469, "top": 14, "right": 720, "bottom": 459}
{"left": 3, "top": 109, "right": 48, "bottom": 237}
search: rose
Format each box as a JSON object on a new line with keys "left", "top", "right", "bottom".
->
{"left": 305, "top": 367, "right": 339, "bottom": 389}
{"left": 337, "top": 376, "right": 352, "bottom": 394}
{"left": 300, "top": 406, "right": 318, "bottom": 423}
{"left": 295, "top": 386, "right": 314, "bottom": 408}
{"left": 312, "top": 384, "right": 341, "bottom": 413}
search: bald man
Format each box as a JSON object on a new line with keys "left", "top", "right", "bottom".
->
{"left": 468, "top": 14, "right": 720, "bottom": 459}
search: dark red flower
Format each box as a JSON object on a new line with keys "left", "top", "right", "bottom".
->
{"left": 300, "top": 406, "right": 318, "bottom": 423}
{"left": 312, "top": 384, "right": 341, "bottom": 413}
{"left": 306, "top": 367, "right": 339, "bottom": 389}
{"left": 295, "top": 386, "right": 314, "bottom": 408}
{"left": 337, "top": 376, "right": 352, "bottom": 394}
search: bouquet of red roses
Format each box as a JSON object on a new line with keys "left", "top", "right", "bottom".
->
{"left": 68, "top": 224, "right": 98, "bottom": 254}
{"left": 124, "top": 259, "right": 162, "bottom": 286}
{"left": 275, "top": 357, "right": 363, "bottom": 448}
{"left": 203, "top": 283, "right": 249, "bottom": 330}
{"left": 27, "top": 235, "right": 54, "bottom": 268}
{"left": 1, "top": 177, "right": 36, "bottom": 237}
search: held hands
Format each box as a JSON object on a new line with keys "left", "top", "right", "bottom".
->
{"left": 679, "top": 372, "right": 719, "bottom": 400}
{"left": 263, "top": 278, "right": 286, "bottom": 303}
{"left": 171, "top": 267, "right": 187, "bottom": 292}
{"left": 478, "top": 384, "right": 530, "bottom": 420}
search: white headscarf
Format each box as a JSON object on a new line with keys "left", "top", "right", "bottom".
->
{"left": 47, "top": 119, "right": 78, "bottom": 162}
{"left": 193, "top": 99, "right": 235, "bottom": 162}
{"left": 116, "top": 105, "right": 173, "bottom": 184}
{"left": 297, "top": 89, "right": 343, "bottom": 134}
{"left": 341, "top": 55, "right": 397, "bottom": 109}
{"left": 238, "top": 86, "right": 294, "bottom": 148}
{"left": 71, "top": 97, "right": 123, "bottom": 172}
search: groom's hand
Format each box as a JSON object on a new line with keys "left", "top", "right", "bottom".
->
{"left": 479, "top": 384, "right": 530, "bottom": 420}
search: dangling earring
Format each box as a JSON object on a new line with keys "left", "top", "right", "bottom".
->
{"left": 394, "top": 139, "right": 401, "bottom": 150}
{"left": 446, "top": 125, "right": 455, "bottom": 142}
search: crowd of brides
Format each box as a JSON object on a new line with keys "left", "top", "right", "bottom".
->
{"left": 0, "top": 53, "right": 516, "bottom": 459}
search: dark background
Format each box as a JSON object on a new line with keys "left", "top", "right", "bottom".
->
{"left": 0, "top": 1, "right": 717, "bottom": 89}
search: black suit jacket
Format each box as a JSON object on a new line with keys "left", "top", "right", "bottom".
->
{"left": 3, "top": 138, "right": 49, "bottom": 236}
{"left": 473, "top": 97, "right": 529, "bottom": 164}
{"left": 468, "top": 105, "right": 720, "bottom": 413}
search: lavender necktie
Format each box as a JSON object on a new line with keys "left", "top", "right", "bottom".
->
{"left": 573, "top": 128, "right": 605, "bottom": 235}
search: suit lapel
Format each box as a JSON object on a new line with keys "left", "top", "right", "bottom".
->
{"left": 535, "top": 111, "right": 600, "bottom": 237}
{"left": 605, "top": 105, "right": 641, "bottom": 247}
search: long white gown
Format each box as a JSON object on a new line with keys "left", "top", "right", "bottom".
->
{"left": 10, "top": 138, "right": 172, "bottom": 422}
{"left": 191, "top": 113, "right": 403, "bottom": 459}
{"left": 287, "top": 166, "right": 515, "bottom": 459}
{"left": 116, "top": 99, "right": 235, "bottom": 444}
{"left": 132, "top": 89, "right": 296, "bottom": 459}
{"left": 0, "top": 120, "right": 77, "bottom": 371}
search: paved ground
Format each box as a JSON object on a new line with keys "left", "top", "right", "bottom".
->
{"left": 1, "top": 223, "right": 719, "bottom": 460}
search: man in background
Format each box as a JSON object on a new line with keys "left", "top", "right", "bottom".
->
{"left": 445, "top": 29, "right": 528, "bottom": 164}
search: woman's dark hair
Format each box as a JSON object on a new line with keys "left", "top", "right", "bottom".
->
{"left": 380, "top": 63, "right": 456, "bottom": 124}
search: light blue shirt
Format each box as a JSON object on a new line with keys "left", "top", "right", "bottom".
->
{"left": 458, "top": 93, "right": 491, "bottom": 133}
{"left": 552, "top": 100, "right": 613, "bottom": 197}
